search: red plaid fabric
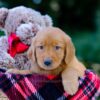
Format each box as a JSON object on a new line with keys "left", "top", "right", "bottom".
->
{"left": 0, "top": 69, "right": 100, "bottom": 100}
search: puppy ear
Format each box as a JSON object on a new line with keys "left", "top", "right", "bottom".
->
{"left": 64, "top": 35, "right": 75, "bottom": 64}
{"left": 27, "top": 45, "right": 32, "bottom": 59}
{"left": 27, "top": 38, "right": 36, "bottom": 63}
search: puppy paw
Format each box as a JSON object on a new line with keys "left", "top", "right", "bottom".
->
{"left": 62, "top": 68, "right": 79, "bottom": 95}
{"left": 63, "top": 80, "right": 79, "bottom": 95}
{"left": 6, "top": 69, "right": 19, "bottom": 74}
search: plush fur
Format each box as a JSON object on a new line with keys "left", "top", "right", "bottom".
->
{"left": 7, "top": 27, "right": 86, "bottom": 95}
{"left": 0, "top": 6, "right": 52, "bottom": 70}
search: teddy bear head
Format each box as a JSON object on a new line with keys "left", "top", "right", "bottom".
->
{"left": 0, "top": 6, "right": 53, "bottom": 45}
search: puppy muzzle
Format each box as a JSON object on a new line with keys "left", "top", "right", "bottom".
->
{"left": 44, "top": 58, "right": 52, "bottom": 66}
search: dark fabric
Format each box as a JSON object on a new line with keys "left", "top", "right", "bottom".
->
{"left": 0, "top": 69, "right": 100, "bottom": 100}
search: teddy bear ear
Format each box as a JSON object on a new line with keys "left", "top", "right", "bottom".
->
{"left": 0, "top": 8, "right": 9, "bottom": 27}
{"left": 42, "top": 15, "right": 53, "bottom": 27}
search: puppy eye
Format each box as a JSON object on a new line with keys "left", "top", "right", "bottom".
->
{"left": 55, "top": 46, "right": 61, "bottom": 50}
{"left": 38, "top": 46, "right": 44, "bottom": 50}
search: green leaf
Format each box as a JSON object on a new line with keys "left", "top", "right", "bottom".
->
{"left": 0, "top": 29, "right": 6, "bottom": 36}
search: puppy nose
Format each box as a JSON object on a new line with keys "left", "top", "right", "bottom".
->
{"left": 44, "top": 58, "right": 52, "bottom": 66}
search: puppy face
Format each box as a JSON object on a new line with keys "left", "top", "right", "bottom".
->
{"left": 35, "top": 33, "right": 65, "bottom": 70}
{"left": 28, "top": 27, "right": 75, "bottom": 71}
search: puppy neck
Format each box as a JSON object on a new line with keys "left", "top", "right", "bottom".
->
{"left": 31, "top": 63, "right": 66, "bottom": 76}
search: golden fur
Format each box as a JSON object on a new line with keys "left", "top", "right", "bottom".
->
{"left": 7, "top": 27, "right": 86, "bottom": 95}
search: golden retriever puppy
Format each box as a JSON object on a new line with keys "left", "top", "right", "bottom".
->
{"left": 7, "top": 27, "right": 86, "bottom": 95}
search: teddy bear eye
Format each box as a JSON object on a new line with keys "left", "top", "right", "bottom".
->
{"left": 21, "top": 20, "right": 25, "bottom": 24}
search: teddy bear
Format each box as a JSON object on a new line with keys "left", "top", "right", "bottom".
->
{"left": 0, "top": 6, "right": 53, "bottom": 70}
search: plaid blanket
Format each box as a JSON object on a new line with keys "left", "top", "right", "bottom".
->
{"left": 0, "top": 69, "right": 100, "bottom": 100}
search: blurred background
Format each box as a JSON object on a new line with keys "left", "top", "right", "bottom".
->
{"left": 0, "top": 0, "right": 100, "bottom": 74}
